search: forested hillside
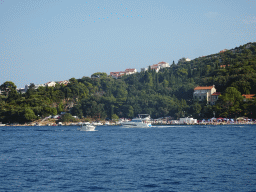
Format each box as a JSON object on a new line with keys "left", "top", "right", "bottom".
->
{"left": 1, "top": 42, "right": 256, "bottom": 124}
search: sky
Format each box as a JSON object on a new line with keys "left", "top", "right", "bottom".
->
{"left": 0, "top": 0, "right": 256, "bottom": 88}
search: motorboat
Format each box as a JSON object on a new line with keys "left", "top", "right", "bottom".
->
{"left": 0, "top": 122, "right": 5, "bottom": 126}
{"left": 121, "top": 114, "right": 152, "bottom": 128}
{"left": 78, "top": 122, "right": 96, "bottom": 131}
{"left": 104, "top": 121, "right": 110, "bottom": 126}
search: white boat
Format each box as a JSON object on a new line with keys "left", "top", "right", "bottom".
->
{"left": 0, "top": 123, "right": 5, "bottom": 126}
{"left": 104, "top": 121, "right": 110, "bottom": 126}
{"left": 78, "top": 122, "right": 96, "bottom": 131}
{"left": 121, "top": 114, "right": 152, "bottom": 128}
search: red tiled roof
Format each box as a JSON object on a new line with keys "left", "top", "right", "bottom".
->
{"left": 125, "top": 68, "right": 135, "bottom": 72}
{"left": 242, "top": 94, "right": 255, "bottom": 99}
{"left": 110, "top": 72, "right": 119, "bottom": 75}
{"left": 212, "top": 92, "right": 221, "bottom": 96}
{"left": 158, "top": 61, "right": 167, "bottom": 64}
{"left": 194, "top": 86, "right": 214, "bottom": 90}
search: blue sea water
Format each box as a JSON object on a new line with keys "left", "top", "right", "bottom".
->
{"left": 0, "top": 125, "right": 256, "bottom": 192}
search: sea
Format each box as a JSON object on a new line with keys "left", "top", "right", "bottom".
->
{"left": 0, "top": 125, "right": 256, "bottom": 192}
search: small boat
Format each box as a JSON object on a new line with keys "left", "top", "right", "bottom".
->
{"left": 104, "top": 121, "right": 110, "bottom": 126}
{"left": 121, "top": 114, "right": 152, "bottom": 128}
{"left": 0, "top": 122, "right": 5, "bottom": 126}
{"left": 78, "top": 122, "right": 96, "bottom": 131}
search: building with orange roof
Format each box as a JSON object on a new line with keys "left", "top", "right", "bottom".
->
{"left": 45, "top": 81, "right": 56, "bottom": 87}
{"left": 242, "top": 94, "right": 255, "bottom": 101}
{"left": 210, "top": 92, "right": 221, "bottom": 105}
{"left": 125, "top": 68, "right": 137, "bottom": 75}
{"left": 220, "top": 49, "right": 228, "bottom": 53}
{"left": 110, "top": 71, "right": 126, "bottom": 79}
{"left": 140, "top": 61, "right": 170, "bottom": 73}
{"left": 193, "top": 85, "right": 217, "bottom": 104}
{"left": 110, "top": 68, "right": 137, "bottom": 79}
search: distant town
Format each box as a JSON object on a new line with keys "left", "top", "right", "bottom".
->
{"left": 12, "top": 61, "right": 175, "bottom": 93}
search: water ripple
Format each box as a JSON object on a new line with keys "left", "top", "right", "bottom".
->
{"left": 0, "top": 125, "right": 256, "bottom": 191}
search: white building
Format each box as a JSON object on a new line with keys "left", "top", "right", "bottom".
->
{"left": 151, "top": 64, "right": 161, "bottom": 73}
{"left": 141, "top": 67, "right": 148, "bottom": 72}
{"left": 110, "top": 68, "right": 137, "bottom": 79}
{"left": 193, "top": 85, "right": 217, "bottom": 104}
{"left": 58, "top": 80, "right": 69, "bottom": 86}
{"left": 46, "top": 81, "right": 56, "bottom": 87}
{"left": 179, "top": 117, "right": 197, "bottom": 124}
{"left": 158, "top": 61, "right": 170, "bottom": 68}
{"left": 35, "top": 84, "right": 46, "bottom": 89}
{"left": 125, "top": 68, "right": 137, "bottom": 75}
{"left": 150, "top": 62, "right": 170, "bottom": 73}
{"left": 16, "top": 88, "right": 26, "bottom": 94}
{"left": 110, "top": 72, "right": 125, "bottom": 79}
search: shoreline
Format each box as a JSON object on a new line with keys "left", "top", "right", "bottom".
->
{"left": 2, "top": 122, "right": 255, "bottom": 127}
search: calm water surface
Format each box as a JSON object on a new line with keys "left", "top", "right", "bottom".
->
{"left": 1, "top": 125, "right": 256, "bottom": 191}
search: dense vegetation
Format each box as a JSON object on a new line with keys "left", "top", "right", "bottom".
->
{"left": 1, "top": 42, "right": 256, "bottom": 124}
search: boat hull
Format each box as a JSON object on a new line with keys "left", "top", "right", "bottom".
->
{"left": 120, "top": 114, "right": 152, "bottom": 128}
{"left": 78, "top": 125, "right": 96, "bottom": 131}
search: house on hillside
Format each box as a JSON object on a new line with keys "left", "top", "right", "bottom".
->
{"left": 110, "top": 72, "right": 125, "bottom": 79}
{"left": 220, "top": 49, "right": 228, "bottom": 53}
{"left": 242, "top": 94, "right": 255, "bottom": 102}
{"left": 46, "top": 81, "right": 56, "bottom": 87}
{"left": 158, "top": 61, "right": 170, "bottom": 68}
{"left": 58, "top": 80, "right": 69, "bottom": 86}
{"left": 193, "top": 85, "right": 217, "bottom": 104}
{"left": 209, "top": 92, "right": 221, "bottom": 105}
{"left": 91, "top": 75, "right": 100, "bottom": 79}
{"left": 141, "top": 67, "right": 148, "bottom": 72}
{"left": 110, "top": 68, "right": 137, "bottom": 79}
{"left": 147, "top": 61, "right": 170, "bottom": 73}
{"left": 16, "top": 88, "right": 26, "bottom": 94}
{"left": 35, "top": 84, "right": 46, "bottom": 89}
{"left": 125, "top": 68, "right": 137, "bottom": 75}
{"left": 151, "top": 64, "right": 161, "bottom": 73}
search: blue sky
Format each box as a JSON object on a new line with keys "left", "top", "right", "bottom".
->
{"left": 1, "top": 0, "right": 256, "bottom": 88}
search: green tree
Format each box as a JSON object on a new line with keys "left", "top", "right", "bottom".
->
{"left": 0, "top": 81, "right": 17, "bottom": 96}
{"left": 91, "top": 72, "right": 108, "bottom": 78}
{"left": 190, "top": 102, "right": 201, "bottom": 118}
{"left": 0, "top": 81, "right": 19, "bottom": 102}
{"left": 111, "top": 114, "right": 119, "bottom": 121}
{"left": 215, "top": 87, "right": 243, "bottom": 117}
{"left": 24, "top": 108, "right": 38, "bottom": 122}
{"left": 57, "top": 103, "right": 64, "bottom": 113}
{"left": 61, "top": 113, "right": 75, "bottom": 122}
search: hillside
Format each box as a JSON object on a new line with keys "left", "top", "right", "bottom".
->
{"left": 1, "top": 42, "right": 256, "bottom": 124}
